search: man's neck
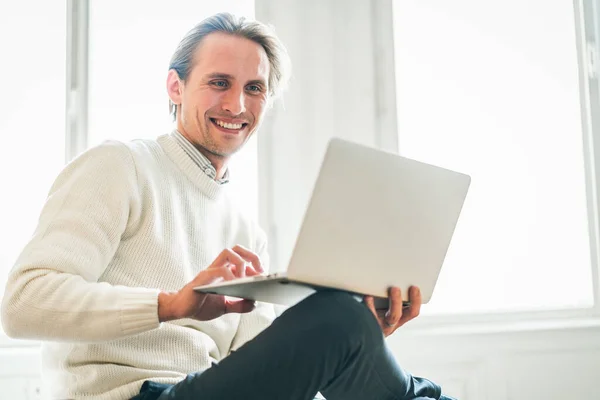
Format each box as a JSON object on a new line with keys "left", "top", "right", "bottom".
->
{"left": 195, "top": 145, "right": 228, "bottom": 180}
{"left": 175, "top": 125, "right": 229, "bottom": 180}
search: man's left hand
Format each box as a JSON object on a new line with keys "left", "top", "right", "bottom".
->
{"left": 364, "top": 286, "right": 422, "bottom": 337}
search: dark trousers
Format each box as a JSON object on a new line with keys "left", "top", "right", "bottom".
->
{"left": 132, "top": 291, "right": 455, "bottom": 400}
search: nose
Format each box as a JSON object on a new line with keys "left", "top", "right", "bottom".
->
{"left": 221, "top": 87, "right": 246, "bottom": 116}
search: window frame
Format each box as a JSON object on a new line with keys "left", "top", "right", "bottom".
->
{"left": 579, "top": 0, "right": 600, "bottom": 314}
{"left": 65, "top": 0, "right": 89, "bottom": 163}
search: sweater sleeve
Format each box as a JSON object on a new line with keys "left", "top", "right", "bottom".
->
{"left": 1, "top": 141, "right": 160, "bottom": 343}
{"left": 229, "top": 228, "right": 277, "bottom": 352}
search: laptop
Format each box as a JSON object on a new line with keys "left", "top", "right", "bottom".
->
{"left": 194, "top": 137, "right": 471, "bottom": 307}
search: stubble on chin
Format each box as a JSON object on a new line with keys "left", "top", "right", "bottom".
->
{"left": 201, "top": 124, "right": 243, "bottom": 158}
{"left": 195, "top": 113, "right": 253, "bottom": 157}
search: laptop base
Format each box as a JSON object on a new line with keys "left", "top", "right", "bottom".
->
{"left": 194, "top": 277, "right": 392, "bottom": 309}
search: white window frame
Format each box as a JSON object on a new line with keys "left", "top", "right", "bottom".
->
{"left": 580, "top": 0, "right": 600, "bottom": 313}
{"left": 65, "top": 0, "right": 89, "bottom": 163}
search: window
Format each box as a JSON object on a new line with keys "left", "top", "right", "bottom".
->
{"left": 393, "top": 0, "right": 595, "bottom": 314}
{"left": 88, "top": 0, "right": 258, "bottom": 219}
{"left": 0, "top": 2, "right": 66, "bottom": 313}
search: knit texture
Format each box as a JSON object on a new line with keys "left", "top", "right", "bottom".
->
{"left": 1, "top": 134, "right": 275, "bottom": 399}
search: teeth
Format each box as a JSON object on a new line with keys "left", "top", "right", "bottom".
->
{"left": 215, "top": 119, "right": 243, "bottom": 130}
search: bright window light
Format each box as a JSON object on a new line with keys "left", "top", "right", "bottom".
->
{"left": 0, "top": 3, "right": 66, "bottom": 310}
{"left": 393, "top": 0, "right": 594, "bottom": 314}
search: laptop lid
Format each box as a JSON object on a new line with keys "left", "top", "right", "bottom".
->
{"left": 285, "top": 137, "right": 471, "bottom": 303}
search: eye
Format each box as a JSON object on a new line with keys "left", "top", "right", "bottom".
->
{"left": 246, "top": 84, "right": 262, "bottom": 93}
{"left": 211, "top": 80, "right": 229, "bottom": 88}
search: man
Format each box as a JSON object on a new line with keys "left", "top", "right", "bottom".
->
{"left": 1, "top": 13, "right": 455, "bottom": 400}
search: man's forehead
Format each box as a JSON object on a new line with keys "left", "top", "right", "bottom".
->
{"left": 192, "top": 32, "right": 269, "bottom": 81}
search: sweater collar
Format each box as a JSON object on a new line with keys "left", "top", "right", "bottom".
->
{"left": 157, "top": 133, "right": 228, "bottom": 200}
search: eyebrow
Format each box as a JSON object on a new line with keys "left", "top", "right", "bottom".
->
{"left": 205, "top": 73, "right": 267, "bottom": 88}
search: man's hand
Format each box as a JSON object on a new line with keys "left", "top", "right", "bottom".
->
{"left": 157, "top": 245, "right": 264, "bottom": 322}
{"left": 363, "top": 286, "right": 422, "bottom": 337}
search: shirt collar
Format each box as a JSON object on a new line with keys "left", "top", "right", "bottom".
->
{"left": 170, "top": 129, "right": 230, "bottom": 184}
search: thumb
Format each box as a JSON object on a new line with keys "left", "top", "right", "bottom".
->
{"left": 224, "top": 298, "right": 256, "bottom": 314}
{"left": 363, "top": 295, "right": 376, "bottom": 311}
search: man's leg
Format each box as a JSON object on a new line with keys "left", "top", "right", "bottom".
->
{"left": 157, "top": 290, "right": 447, "bottom": 400}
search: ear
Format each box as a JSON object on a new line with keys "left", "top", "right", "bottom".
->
{"left": 167, "top": 69, "right": 183, "bottom": 106}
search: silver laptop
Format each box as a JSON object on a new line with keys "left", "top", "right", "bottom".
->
{"left": 194, "top": 137, "right": 471, "bottom": 307}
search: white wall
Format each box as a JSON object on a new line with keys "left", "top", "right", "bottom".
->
{"left": 255, "top": 0, "right": 399, "bottom": 273}
{"left": 388, "top": 323, "right": 600, "bottom": 399}
{"left": 0, "top": 339, "right": 42, "bottom": 399}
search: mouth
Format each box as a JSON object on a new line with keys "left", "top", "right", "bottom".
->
{"left": 210, "top": 118, "right": 249, "bottom": 134}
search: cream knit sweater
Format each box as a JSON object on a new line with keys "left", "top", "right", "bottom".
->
{"left": 1, "top": 133, "right": 275, "bottom": 399}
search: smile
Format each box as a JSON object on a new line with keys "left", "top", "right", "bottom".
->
{"left": 210, "top": 118, "right": 247, "bottom": 130}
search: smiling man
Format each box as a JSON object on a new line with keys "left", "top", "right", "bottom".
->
{"left": 1, "top": 13, "right": 455, "bottom": 400}
{"left": 167, "top": 31, "right": 269, "bottom": 168}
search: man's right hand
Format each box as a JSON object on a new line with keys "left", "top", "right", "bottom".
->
{"left": 157, "top": 245, "right": 264, "bottom": 322}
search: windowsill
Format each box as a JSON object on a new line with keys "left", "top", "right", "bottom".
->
{"left": 400, "top": 316, "right": 600, "bottom": 337}
{"left": 0, "top": 334, "right": 40, "bottom": 349}
{"left": 1, "top": 308, "right": 599, "bottom": 347}
{"left": 396, "top": 307, "right": 600, "bottom": 337}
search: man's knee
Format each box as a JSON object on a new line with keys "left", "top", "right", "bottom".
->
{"left": 280, "top": 290, "right": 384, "bottom": 349}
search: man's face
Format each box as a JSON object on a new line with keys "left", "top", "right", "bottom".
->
{"left": 170, "top": 32, "right": 270, "bottom": 159}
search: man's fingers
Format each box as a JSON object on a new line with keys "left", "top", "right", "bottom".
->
{"left": 224, "top": 298, "right": 256, "bottom": 314}
{"left": 363, "top": 287, "right": 423, "bottom": 336}
{"left": 196, "top": 266, "right": 236, "bottom": 286}
{"left": 398, "top": 286, "right": 421, "bottom": 325}
{"left": 385, "top": 287, "right": 403, "bottom": 327}
{"left": 232, "top": 245, "right": 264, "bottom": 273}
{"left": 363, "top": 295, "right": 377, "bottom": 315}
{"left": 207, "top": 246, "right": 264, "bottom": 278}
{"left": 244, "top": 264, "right": 261, "bottom": 277}
{"left": 208, "top": 248, "right": 247, "bottom": 277}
